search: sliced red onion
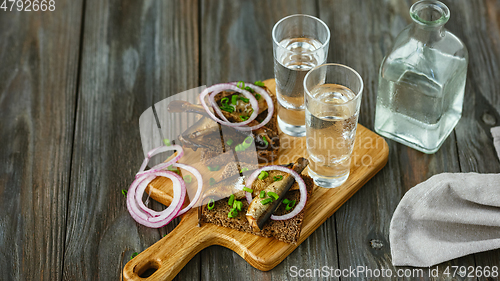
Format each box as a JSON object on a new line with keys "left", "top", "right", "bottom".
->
{"left": 200, "top": 83, "right": 259, "bottom": 127}
{"left": 208, "top": 87, "right": 259, "bottom": 126}
{"left": 135, "top": 171, "right": 184, "bottom": 219}
{"left": 137, "top": 158, "right": 149, "bottom": 175}
{"left": 136, "top": 145, "right": 184, "bottom": 177}
{"left": 245, "top": 189, "right": 253, "bottom": 206}
{"left": 232, "top": 83, "right": 274, "bottom": 131}
{"left": 126, "top": 171, "right": 186, "bottom": 228}
{"left": 200, "top": 82, "right": 274, "bottom": 131}
{"left": 245, "top": 165, "right": 307, "bottom": 221}
{"left": 172, "top": 163, "right": 203, "bottom": 216}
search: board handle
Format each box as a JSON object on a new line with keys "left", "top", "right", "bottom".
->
{"left": 123, "top": 211, "right": 212, "bottom": 281}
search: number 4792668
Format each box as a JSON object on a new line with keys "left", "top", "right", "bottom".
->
{"left": 1, "top": 0, "right": 55, "bottom": 11}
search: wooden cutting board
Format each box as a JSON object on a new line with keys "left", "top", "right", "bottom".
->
{"left": 123, "top": 79, "right": 389, "bottom": 281}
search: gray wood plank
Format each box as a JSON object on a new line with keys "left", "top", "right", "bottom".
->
{"left": 0, "top": 1, "right": 83, "bottom": 280}
{"left": 61, "top": 0, "right": 200, "bottom": 280}
{"left": 320, "top": 0, "right": 478, "bottom": 280}
{"left": 199, "top": 1, "right": 341, "bottom": 280}
{"left": 449, "top": 0, "right": 500, "bottom": 278}
{"left": 201, "top": 0, "right": 318, "bottom": 86}
{"left": 318, "top": 0, "right": 411, "bottom": 278}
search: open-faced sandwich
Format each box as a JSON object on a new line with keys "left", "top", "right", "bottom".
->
{"left": 127, "top": 81, "right": 310, "bottom": 242}
{"left": 168, "top": 81, "right": 280, "bottom": 165}
{"left": 200, "top": 158, "right": 312, "bottom": 244}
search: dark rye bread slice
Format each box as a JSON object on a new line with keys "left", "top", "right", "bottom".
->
{"left": 201, "top": 172, "right": 314, "bottom": 244}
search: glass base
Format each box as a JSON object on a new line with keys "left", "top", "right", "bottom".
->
{"left": 308, "top": 168, "right": 349, "bottom": 188}
{"left": 375, "top": 129, "right": 442, "bottom": 154}
{"left": 278, "top": 116, "right": 306, "bottom": 137}
{"left": 374, "top": 121, "right": 457, "bottom": 154}
{"left": 374, "top": 104, "right": 461, "bottom": 155}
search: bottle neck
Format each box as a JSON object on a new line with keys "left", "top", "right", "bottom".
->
{"left": 410, "top": 23, "right": 445, "bottom": 43}
{"left": 409, "top": 0, "right": 449, "bottom": 42}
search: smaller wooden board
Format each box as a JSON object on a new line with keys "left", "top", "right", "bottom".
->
{"left": 123, "top": 79, "right": 389, "bottom": 281}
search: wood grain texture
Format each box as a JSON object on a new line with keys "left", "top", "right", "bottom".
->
{"left": 1, "top": 0, "right": 500, "bottom": 280}
{"left": 123, "top": 78, "right": 389, "bottom": 280}
{"left": 318, "top": 1, "right": 413, "bottom": 279}
{"left": 319, "top": 0, "right": 479, "bottom": 280}
{"left": 199, "top": 1, "right": 340, "bottom": 280}
{"left": 450, "top": 0, "right": 500, "bottom": 277}
{"left": 0, "top": 1, "right": 83, "bottom": 281}
{"left": 201, "top": 0, "right": 318, "bottom": 85}
{"left": 61, "top": 1, "right": 199, "bottom": 280}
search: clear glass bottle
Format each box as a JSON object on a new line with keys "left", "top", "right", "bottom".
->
{"left": 374, "top": 0, "right": 468, "bottom": 154}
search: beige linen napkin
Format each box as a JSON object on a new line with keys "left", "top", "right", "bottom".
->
{"left": 390, "top": 173, "right": 500, "bottom": 267}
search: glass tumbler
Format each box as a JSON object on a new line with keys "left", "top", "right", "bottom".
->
{"left": 304, "top": 63, "right": 363, "bottom": 188}
{"left": 273, "top": 14, "right": 330, "bottom": 137}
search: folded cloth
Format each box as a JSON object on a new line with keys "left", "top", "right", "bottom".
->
{"left": 492, "top": 126, "right": 500, "bottom": 161}
{"left": 390, "top": 173, "right": 500, "bottom": 267}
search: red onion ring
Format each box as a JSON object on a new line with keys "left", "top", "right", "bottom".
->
{"left": 200, "top": 83, "right": 259, "bottom": 127}
{"left": 228, "top": 83, "right": 275, "bottom": 131}
{"left": 209, "top": 89, "right": 231, "bottom": 123}
{"left": 128, "top": 144, "right": 205, "bottom": 228}
{"left": 208, "top": 87, "right": 259, "bottom": 126}
{"left": 126, "top": 171, "right": 186, "bottom": 228}
{"left": 245, "top": 165, "right": 307, "bottom": 221}
{"left": 135, "top": 171, "right": 185, "bottom": 219}
{"left": 136, "top": 145, "right": 184, "bottom": 177}
{"left": 171, "top": 163, "right": 203, "bottom": 216}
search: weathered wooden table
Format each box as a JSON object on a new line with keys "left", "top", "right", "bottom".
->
{"left": 1, "top": 0, "right": 499, "bottom": 280}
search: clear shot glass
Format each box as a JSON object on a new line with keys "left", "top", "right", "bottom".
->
{"left": 273, "top": 14, "right": 330, "bottom": 137}
{"left": 304, "top": 63, "right": 363, "bottom": 188}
